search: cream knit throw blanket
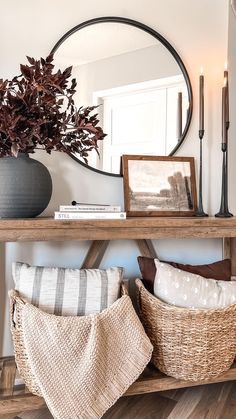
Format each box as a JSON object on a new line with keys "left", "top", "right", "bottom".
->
{"left": 9, "top": 290, "right": 153, "bottom": 419}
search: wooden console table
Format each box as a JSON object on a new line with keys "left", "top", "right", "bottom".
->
{"left": 1, "top": 216, "right": 236, "bottom": 414}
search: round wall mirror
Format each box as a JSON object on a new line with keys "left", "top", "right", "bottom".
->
{"left": 51, "top": 17, "right": 193, "bottom": 177}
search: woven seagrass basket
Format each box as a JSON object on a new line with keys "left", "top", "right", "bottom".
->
{"left": 136, "top": 278, "right": 236, "bottom": 381}
{"left": 9, "top": 282, "right": 129, "bottom": 396}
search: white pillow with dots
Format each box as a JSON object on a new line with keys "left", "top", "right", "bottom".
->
{"left": 154, "top": 258, "right": 236, "bottom": 309}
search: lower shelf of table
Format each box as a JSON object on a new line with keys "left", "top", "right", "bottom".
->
{"left": 1, "top": 358, "right": 236, "bottom": 414}
{"left": 126, "top": 362, "right": 236, "bottom": 395}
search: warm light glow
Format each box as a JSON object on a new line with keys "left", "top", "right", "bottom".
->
{"left": 224, "top": 62, "right": 228, "bottom": 71}
{"left": 200, "top": 66, "right": 204, "bottom": 75}
{"left": 224, "top": 76, "right": 227, "bottom": 87}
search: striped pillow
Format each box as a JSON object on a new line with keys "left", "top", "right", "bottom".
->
{"left": 12, "top": 262, "right": 123, "bottom": 316}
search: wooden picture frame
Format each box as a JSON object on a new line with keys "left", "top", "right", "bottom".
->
{"left": 122, "top": 155, "right": 197, "bottom": 217}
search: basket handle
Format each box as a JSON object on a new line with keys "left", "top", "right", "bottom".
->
{"left": 121, "top": 281, "right": 129, "bottom": 296}
{"left": 135, "top": 278, "right": 144, "bottom": 291}
{"left": 135, "top": 278, "right": 144, "bottom": 313}
{"left": 8, "top": 290, "right": 25, "bottom": 328}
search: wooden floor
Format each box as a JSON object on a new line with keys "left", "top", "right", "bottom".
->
{"left": 1, "top": 381, "right": 235, "bottom": 419}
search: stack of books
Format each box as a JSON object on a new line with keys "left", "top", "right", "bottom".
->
{"left": 54, "top": 203, "right": 126, "bottom": 220}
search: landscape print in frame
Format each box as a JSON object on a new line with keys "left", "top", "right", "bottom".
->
{"left": 122, "top": 155, "right": 197, "bottom": 217}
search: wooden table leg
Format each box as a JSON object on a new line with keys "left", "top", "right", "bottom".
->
{"left": 0, "top": 357, "right": 17, "bottom": 397}
{"left": 225, "top": 237, "right": 236, "bottom": 276}
{"left": 136, "top": 239, "right": 157, "bottom": 258}
{"left": 223, "top": 237, "right": 231, "bottom": 260}
{"left": 81, "top": 240, "right": 110, "bottom": 269}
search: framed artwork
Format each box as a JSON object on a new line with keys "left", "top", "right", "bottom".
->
{"left": 122, "top": 155, "right": 197, "bottom": 217}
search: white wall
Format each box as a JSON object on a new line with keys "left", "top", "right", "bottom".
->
{"left": 0, "top": 0, "right": 229, "bottom": 356}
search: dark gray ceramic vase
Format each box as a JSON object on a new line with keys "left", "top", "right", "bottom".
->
{"left": 0, "top": 153, "right": 52, "bottom": 218}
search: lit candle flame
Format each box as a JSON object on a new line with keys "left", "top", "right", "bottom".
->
{"left": 224, "top": 62, "right": 228, "bottom": 71}
{"left": 200, "top": 66, "right": 204, "bottom": 75}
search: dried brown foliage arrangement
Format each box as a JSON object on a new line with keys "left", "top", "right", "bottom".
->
{"left": 0, "top": 55, "right": 106, "bottom": 161}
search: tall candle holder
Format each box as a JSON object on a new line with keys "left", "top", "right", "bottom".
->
{"left": 215, "top": 138, "right": 233, "bottom": 218}
{"left": 195, "top": 129, "right": 208, "bottom": 217}
{"left": 215, "top": 69, "right": 233, "bottom": 218}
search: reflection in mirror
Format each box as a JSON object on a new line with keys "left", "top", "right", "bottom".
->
{"left": 52, "top": 19, "right": 192, "bottom": 176}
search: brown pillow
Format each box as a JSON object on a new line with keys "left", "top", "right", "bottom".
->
{"left": 137, "top": 256, "right": 232, "bottom": 294}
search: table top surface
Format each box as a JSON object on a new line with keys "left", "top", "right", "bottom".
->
{"left": 0, "top": 216, "right": 235, "bottom": 241}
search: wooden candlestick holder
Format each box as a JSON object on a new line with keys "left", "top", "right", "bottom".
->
{"left": 215, "top": 140, "right": 233, "bottom": 218}
{"left": 195, "top": 129, "right": 208, "bottom": 217}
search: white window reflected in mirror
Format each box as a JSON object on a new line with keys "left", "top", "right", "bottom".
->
{"left": 86, "top": 76, "right": 188, "bottom": 173}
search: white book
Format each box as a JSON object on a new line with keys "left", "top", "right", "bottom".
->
{"left": 54, "top": 211, "right": 126, "bottom": 220}
{"left": 59, "top": 205, "right": 121, "bottom": 212}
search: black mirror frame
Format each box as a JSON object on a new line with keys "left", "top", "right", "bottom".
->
{"left": 51, "top": 16, "right": 193, "bottom": 178}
